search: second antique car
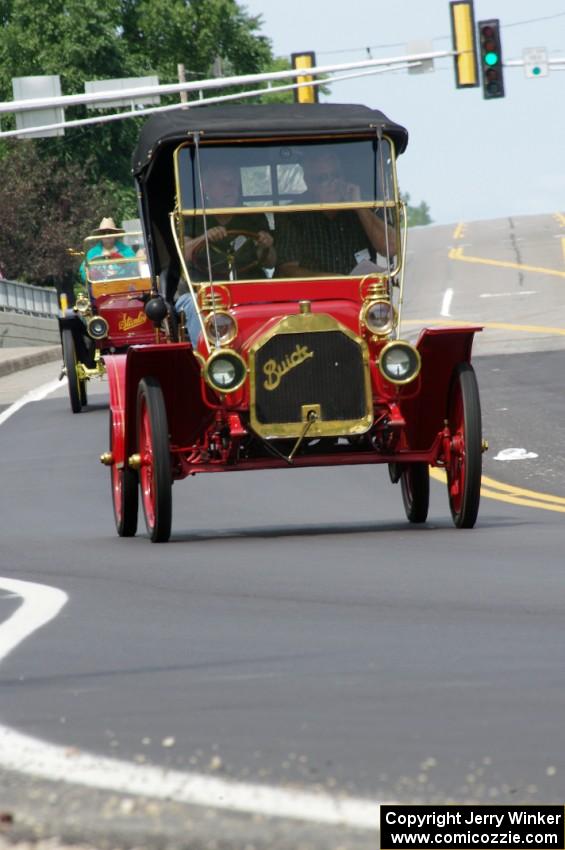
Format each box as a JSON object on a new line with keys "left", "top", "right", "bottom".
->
{"left": 101, "top": 103, "right": 484, "bottom": 542}
{"left": 58, "top": 228, "right": 155, "bottom": 413}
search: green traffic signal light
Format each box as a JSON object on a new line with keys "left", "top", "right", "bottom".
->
{"left": 478, "top": 18, "right": 504, "bottom": 99}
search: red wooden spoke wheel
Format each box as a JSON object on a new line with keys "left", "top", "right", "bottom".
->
{"left": 110, "top": 413, "right": 138, "bottom": 537}
{"left": 400, "top": 463, "right": 430, "bottom": 524}
{"left": 137, "top": 377, "right": 172, "bottom": 543}
{"left": 446, "top": 363, "right": 482, "bottom": 529}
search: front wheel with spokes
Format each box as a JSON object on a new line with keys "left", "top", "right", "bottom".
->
{"left": 137, "top": 377, "right": 172, "bottom": 543}
{"left": 61, "top": 328, "right": 83, "bottom": 414}
{"left": 446, "top": 363, "right": 482, "bottom": 529}
{"left": 110, "top": 413, "right": 138, "bottom": 537}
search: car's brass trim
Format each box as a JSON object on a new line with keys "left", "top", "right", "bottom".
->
{"left": 360, "top": 299, "right": 397, "bottom": 339}
{"left": 204, "top": 349, "right": 248, "bottom": 394}
{"left": 74, "top": 292, "right": 92, "bottom": 316}
{"left": 377, "top": 340, "right": 421, "bottom": 386}
{"left": 249, "top": 311, "right": 373, "bottom": 439}
{"left": 204, "top": 309, "right": 238, "bottom": 347}
{"left": 76, "top": 360, "right": 106, "bottom": 382}
{"left": 180, "top": 201, "right": 399, "bottom": 216}
{"left": 128, "top": 454, "right": 142, "bottom": 470}
{"left": 86, "top": 315, "right": 110, "bottom": 340}
{"left": 172, "top": 133, "right": 401, "bottom": 269}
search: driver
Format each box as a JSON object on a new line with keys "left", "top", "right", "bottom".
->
{"left": 184, "top": 163, "right": 275, "bottom": 280}
{"left": 176, "top": 163, "right": 276, "bottom": 345}
{"left": 80, "top": 217, "right": 136, "bottom": 283}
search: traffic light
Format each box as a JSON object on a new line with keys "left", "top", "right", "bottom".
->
{"left": 450, "top": 1, "right": 479, "bottom": 88}
{"left": 478, "top": 19, "right": 505, "bottom": 99}
{"left": 291, "top": 52, "right": 318, "bottom": 103}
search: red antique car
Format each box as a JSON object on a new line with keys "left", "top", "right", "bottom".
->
{"left": 101, "top": 103, "right": 483, "bottom": 542}
{"left": 58, "top": 230, "right": 155, "bottom": 413}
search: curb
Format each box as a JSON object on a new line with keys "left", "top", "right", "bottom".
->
{"left": 0, "top": 346, "right": 61, "bottom": 379}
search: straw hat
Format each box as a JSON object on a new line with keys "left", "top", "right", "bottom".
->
{"left": 93, "top": 217, "right": 124, "bottom": 236}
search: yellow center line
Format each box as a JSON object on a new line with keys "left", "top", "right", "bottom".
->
{"left": 402, "top": 317, "right": 565, "bottom": 336}
{"left": 481, "top": 474, "right": 565, "bottom": 505}
{"left": 561, "top": 237, "right": 565, "bottom": 266}
{"left": 554, "top": 212, "right": 565, "bottom": 227}
{"left": 448, "top": 245, "right": 565, "bottom": 279}
{"left": 452, "top": 222, "right": 465, "bottom": 240}
{"left": 429, "top": 469, "right": 565, "bottom": 514}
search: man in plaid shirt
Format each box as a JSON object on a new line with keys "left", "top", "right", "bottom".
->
{"left": 276, "top": 150, "right": 396, "bottom": 277}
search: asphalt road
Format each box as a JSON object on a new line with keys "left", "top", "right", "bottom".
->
{"left": 1, "top": 213, "right": 565, "bottom": 848}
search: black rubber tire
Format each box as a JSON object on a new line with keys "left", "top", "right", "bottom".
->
{"left": 79, "top": 375, "right": 88, "bottom": 407}
{"left": 447, "top": 363, "right": 482, "bottom": 529}
{"left": 62, "top": 328, "right": 82, "bottom": 414}
{"left": 137, "top": 377, "right": 172, "bottom": 543}
{"left": 400, "top": 463, "right": 430, "bottom": 523}
{"left": 110, "top": 414, "right": 138, "bottom": 537}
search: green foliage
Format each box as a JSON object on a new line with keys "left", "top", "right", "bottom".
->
{"left": 401, "top": 192, "right": 433, "bottom": 227}
{"left": 122, "top": 0, "right": 272, "bottom": 85}
{"left": 0, "top": 141, "right": 123, "bottom": 287}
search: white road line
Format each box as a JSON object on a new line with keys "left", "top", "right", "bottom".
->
{"left": 0, "top": 726, "right": 381, "bottom": 829}
{"left": 0, "top": 378, "right": 62, "bottom": 427}
{"left": 441, "top": 288, "right": 453, "bottom": 317}
{"left": 0, "top": 577, "right": 382, "bottom": 830}
{"left": 479, "top": 291, "right": 537, "bottom": 299}
{"left": 0, "top": 578, "right": 68, "bottom": 663}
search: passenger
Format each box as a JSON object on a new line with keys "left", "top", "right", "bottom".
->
{"left": 176, "top": 163, "right": 275, "bottom": 345}
{"left": 276, "top": 150, "right": 396, "bottom": 278}
{"left": 79, "top": 218, "right": 136, "bottom": 283}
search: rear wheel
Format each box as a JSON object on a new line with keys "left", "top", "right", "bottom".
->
{"left": 446, "top": 363, "right": 482, "bottom": 528}
{"left": 400, "top": 463, "right": 430, "bottom": 523}
{"left": 62, "top": 328, "right": 82, "bottom": 414}
{"left": 110, "top": 413, "right": 138, "bottom": 537}
{"left": 137, "top": 377, "right": 172, "bottom": 543}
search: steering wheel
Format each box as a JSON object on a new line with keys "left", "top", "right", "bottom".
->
{"left": 190, "top": 229, "right": 263, "bottom": 276}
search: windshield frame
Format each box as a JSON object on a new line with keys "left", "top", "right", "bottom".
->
{"left": 173, "top": 134, "right": 400, "bottom": 215}
{"left": 172, "top": 134, "right": 403, "bottom": 282}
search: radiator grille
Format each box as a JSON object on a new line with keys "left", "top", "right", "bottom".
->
{"left": 253, "top": 330, "right": 367, "bottom": 426}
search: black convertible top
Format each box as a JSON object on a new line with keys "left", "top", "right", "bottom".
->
{"left": 132, "top": 103, "right": 408, "bottom": 176}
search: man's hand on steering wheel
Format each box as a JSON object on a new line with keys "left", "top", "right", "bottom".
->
{"left": 190, "top": 228, "right": 271, "bottom": 275}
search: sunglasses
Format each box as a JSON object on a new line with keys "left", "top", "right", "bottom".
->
{"left": 309, "top": 170, "right": 341, "bottom": 183}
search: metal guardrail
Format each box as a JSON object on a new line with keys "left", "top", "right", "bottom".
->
{"left": 0, "top": 278, "right": 59, "bottom": 317}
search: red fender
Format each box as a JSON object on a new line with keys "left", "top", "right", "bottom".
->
{"left": 105, "top": 354, "right": 128, "bottom": 466}
{"left": 122, "top": 343, "right": 215, "bottom": 459}
{"left": 399, "top": 326, "right": 482, "bottom": 451}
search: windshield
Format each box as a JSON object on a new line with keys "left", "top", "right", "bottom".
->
{"left": 176, "top": 138, "right": 396, "bottom": 211}
{"left": 84, "top": 231, "right": 150, "bottom": 284}
{"left": 175, "top": 139, "right": 399, "bottom": 281}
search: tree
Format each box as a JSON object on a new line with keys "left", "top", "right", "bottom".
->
{"left": 0, "top": 141, "right": 115, "bottom": 288}
{"left": 401, "top": 192, "right": 433, "bottom": 227}
{"left": 122, "top": 0, "right": 272, "bottom": 85}
{"left": 0, "top": 0, "right": 279, "bottom": 284}
{"left": 0, "top": 0, "right": 276, "bottom": 194}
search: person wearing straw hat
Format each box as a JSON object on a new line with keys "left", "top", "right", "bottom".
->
{"left": 79, "top": 217, "right": 136, "bottom": 282}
